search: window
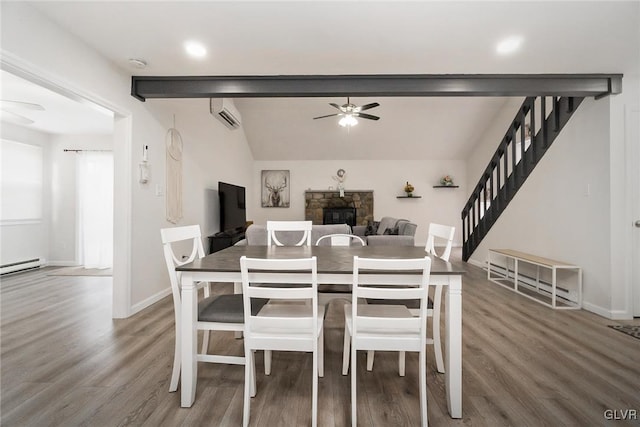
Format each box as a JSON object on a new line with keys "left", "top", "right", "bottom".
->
{"left": 0, "top": 140, "right": 43, "bottom": 222}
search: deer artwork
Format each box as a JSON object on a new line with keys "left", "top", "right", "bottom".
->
{"left": 264, "top": 172, "right": 288, "bottom": 207}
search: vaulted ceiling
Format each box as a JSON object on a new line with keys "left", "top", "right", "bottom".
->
{"left": 4, "top": 1, "right": 638, "bottom": 160}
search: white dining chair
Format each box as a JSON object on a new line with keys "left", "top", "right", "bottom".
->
{"left": 267, "top": 220, "right": 313, "bottom": 246}
{"left": 315, "top": 233, "right": 366, "bottom": 247}
{"left": 366, "top": 223, "right": 455, "bottom": 375}
{"left": 342, "top": 256, "right": 432, "bottom": 427}
{"left": 160, "top": 225, "right": 266, "bottom": 393}
{"left": 315, "top": 233, "right": 366, "bottom": 307}
{"left": 263, "top": 220, "right": 314, "bottom": 374}
{"left": 422, "top": 223, "right": 455, "bottom": 373}
{"left": 240, "top": 256, "right": 324, "bottom": 427}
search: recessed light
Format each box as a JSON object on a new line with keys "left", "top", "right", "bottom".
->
{"left": 496, "top": 36, "right": 523, "bottom": 55}
{"left": 128, "top": 58, "right": 147, "bottom": 69}
{"left": 184, "top": 41, "right": 207, "bottom": 58}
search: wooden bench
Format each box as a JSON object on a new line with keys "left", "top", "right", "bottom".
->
{"left": 487, "top": 249, "right": 582, "bottom": 309}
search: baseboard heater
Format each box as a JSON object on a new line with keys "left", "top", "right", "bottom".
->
{"left": 0, "top": 258, "right": 42, "bottom": 275}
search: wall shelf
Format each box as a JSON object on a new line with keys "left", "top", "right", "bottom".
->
{"left": 433, "top": 185, "right": 459, "bottom": 188}
{"left": 397, "top": 195, "right": 422, "bottom": 198}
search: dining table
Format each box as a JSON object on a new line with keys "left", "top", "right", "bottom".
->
{"left": 177, "top": 244, "right": 465, "bottom": 418}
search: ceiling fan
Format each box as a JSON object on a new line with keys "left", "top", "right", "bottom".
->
{"left": 313, "top": 97, "right": 380, "bottom": 127}
{"left": 0, "top": 100, "right": 45, "bottom": 125}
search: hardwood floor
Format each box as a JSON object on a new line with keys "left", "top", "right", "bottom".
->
{"left": 2, "top": 260, "right": 639, "bottom": 426}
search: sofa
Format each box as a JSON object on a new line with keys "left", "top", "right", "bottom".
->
{"left": 240, "top": 223, "right": 352, "bottom": 246}
{"left": 353, "top": 216, "right": 417, "bottom": 246}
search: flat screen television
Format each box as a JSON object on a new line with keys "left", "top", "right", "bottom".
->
{"left": 218, "top": 181, "right": 247, "bottom": 234}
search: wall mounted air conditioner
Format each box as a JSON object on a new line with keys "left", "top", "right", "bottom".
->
{"left": 210, "top": 98, "right": 242, "bottom": 130}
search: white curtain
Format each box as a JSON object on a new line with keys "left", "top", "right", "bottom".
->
{"left": 77, "top": 151, "right": 113, "bottom": 269}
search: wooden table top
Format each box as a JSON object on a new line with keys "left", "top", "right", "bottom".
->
{"left": 178, "top": 245, "right": 466, "bottom": 275}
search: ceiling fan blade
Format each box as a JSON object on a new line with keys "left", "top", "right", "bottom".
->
{"left": 329, "top": 103, "right": 345, "bottom": 111}
{"left": 313, "top": 113, "right": 340, "bottom": 120}
{"left": 357, "top": 102, "right": 380, "bottom": 112}
{"left": 0, "top": 109, "right": 35, "bottom": 125}
{"left": 0, "top": 100, "right": 45, "bottom": 111}
{"left": 354, "top": 112, "right": 380, "bottom": 121}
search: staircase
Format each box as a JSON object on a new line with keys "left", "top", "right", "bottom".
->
{"left": 461, "top": 96, "right": 584, "bottom": 261}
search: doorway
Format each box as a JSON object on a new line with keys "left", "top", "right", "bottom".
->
{"left": 1, "top": 61, "right": 131, "bottom": 318}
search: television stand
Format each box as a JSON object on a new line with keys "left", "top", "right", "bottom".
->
{"left": 208, "top": 231, "right": 245, "bottom": 254}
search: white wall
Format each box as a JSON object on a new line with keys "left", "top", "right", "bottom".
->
{"left": 0, "top": 122, "right": 51, "bottom": 266}
{"left": 48, "top": 134, "right": 113, "bottom": 265}
{"left": 129, "top": 99, "right": 254, "bottom": 305}
{"left": 1, "top": 3, "right": 254, "bottom": 315}
{"left": 252, "top": 160, "right": 467, "bottom": 247}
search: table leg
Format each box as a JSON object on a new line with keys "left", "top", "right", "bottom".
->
{"left": 181, "top": 272, "right": 198, "bottom": 407}
{"left": 445, "top": 275, "right": 462, "bottom": 418}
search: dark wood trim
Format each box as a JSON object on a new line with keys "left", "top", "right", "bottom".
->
{"left": 131, "top": 74, "right": 623, "bottom": 101}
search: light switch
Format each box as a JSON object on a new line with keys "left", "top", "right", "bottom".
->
{"left": 155, "top": 184, "right": 164, "bottom": 196}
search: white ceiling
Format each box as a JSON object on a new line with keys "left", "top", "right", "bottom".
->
{"left": 6, "top": 1, "right": 638, "bottom": 159}
{"left": 0, "top": 70, "right": 114, "bottom": 135}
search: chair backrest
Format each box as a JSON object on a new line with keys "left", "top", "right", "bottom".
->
{"left": 240, "top": 256, "right": 318, "bottom": 336}
{"left": 352, "top": 256, "right": 432, "bottom": 336}
{"left": 160, "top": 225, "right": 205, "bottom": 313}
{"left": 425, "top": 223, "right": 455, "bottom": 261}
{"left": 267, "top": 220, "right": 312, "bottom": 246}
{"left": 315, "top": 233, "right": 366, "bottom": 247}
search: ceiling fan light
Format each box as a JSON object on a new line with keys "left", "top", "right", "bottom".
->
{"left": 339, "top": 115, "right": 358, "bottom": 127}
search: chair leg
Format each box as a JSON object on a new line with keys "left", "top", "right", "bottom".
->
{"left": 243, "top": 346, "right": 253, "bottom": 427}
{"left": 318, "top": 327, "right": 324, "bottom": 378}
{"left": 351, "top": 342, "right": 357, "bottom": 427}
{"left": 366, "top": 350, "right": 374, "bottom": 371}
{"left": 312, "top": 344, "right": 318, "bottom": 427}
{"left": 433, "top": 285, "right": 445, "bottom": 374}
{"left": 264, "top": 350, "right": 272, "bottom": 375}
{"left": 234, "top": 282, "right": 243, "bottom": 339}
{"left": 398, "top": 351, "right": 406, "bottom": 377}
{"left": 342, "top": 322, "right": 350, "bottom": 375}
{"left": 169, "top": 333, "right": 181, "bottom": 392}
{"left": 201, "top": 330, "right": 210, "bottom": 354}
{"left": 250, "top": 351, "right": 257, "bottom": 397}
{"left": 419, "top": 348, "right": 428, "bottom": 427}
{"left": 433, "top": 323, "right": 444, "bottom": 374}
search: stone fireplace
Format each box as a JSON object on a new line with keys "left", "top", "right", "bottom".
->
{"left": 305, "top": 190, "right": 373, "bottom": 226}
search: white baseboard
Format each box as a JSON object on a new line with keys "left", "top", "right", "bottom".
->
{"left": 467, "top": 257, "right": 485, "bottom": 269}
{"left": 130, "top": 287, "right": 172, "bottom": 316}
{"left": 46, "top": 261, "right": 78, "bottom": 267}
{"left": 581, "top": 302, "right": 634, "bottom": 320}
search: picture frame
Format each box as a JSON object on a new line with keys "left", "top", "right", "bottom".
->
{"left": 261, "top": 170, "right": 290, "bottom": 208}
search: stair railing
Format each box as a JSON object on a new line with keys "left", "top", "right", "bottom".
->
{"left": 462, "top": 95, "right": 584, "bottom": 261}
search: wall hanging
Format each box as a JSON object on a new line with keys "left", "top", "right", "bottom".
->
{"left": 166, "top": 117, "right": 183, "bottom": 223}
{"left": 262, "top": 170, "right": 290, "bottom": 207}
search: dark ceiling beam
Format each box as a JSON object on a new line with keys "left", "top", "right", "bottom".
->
{"left": 131, "top": 74, "right": 622, "bottom": 102}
